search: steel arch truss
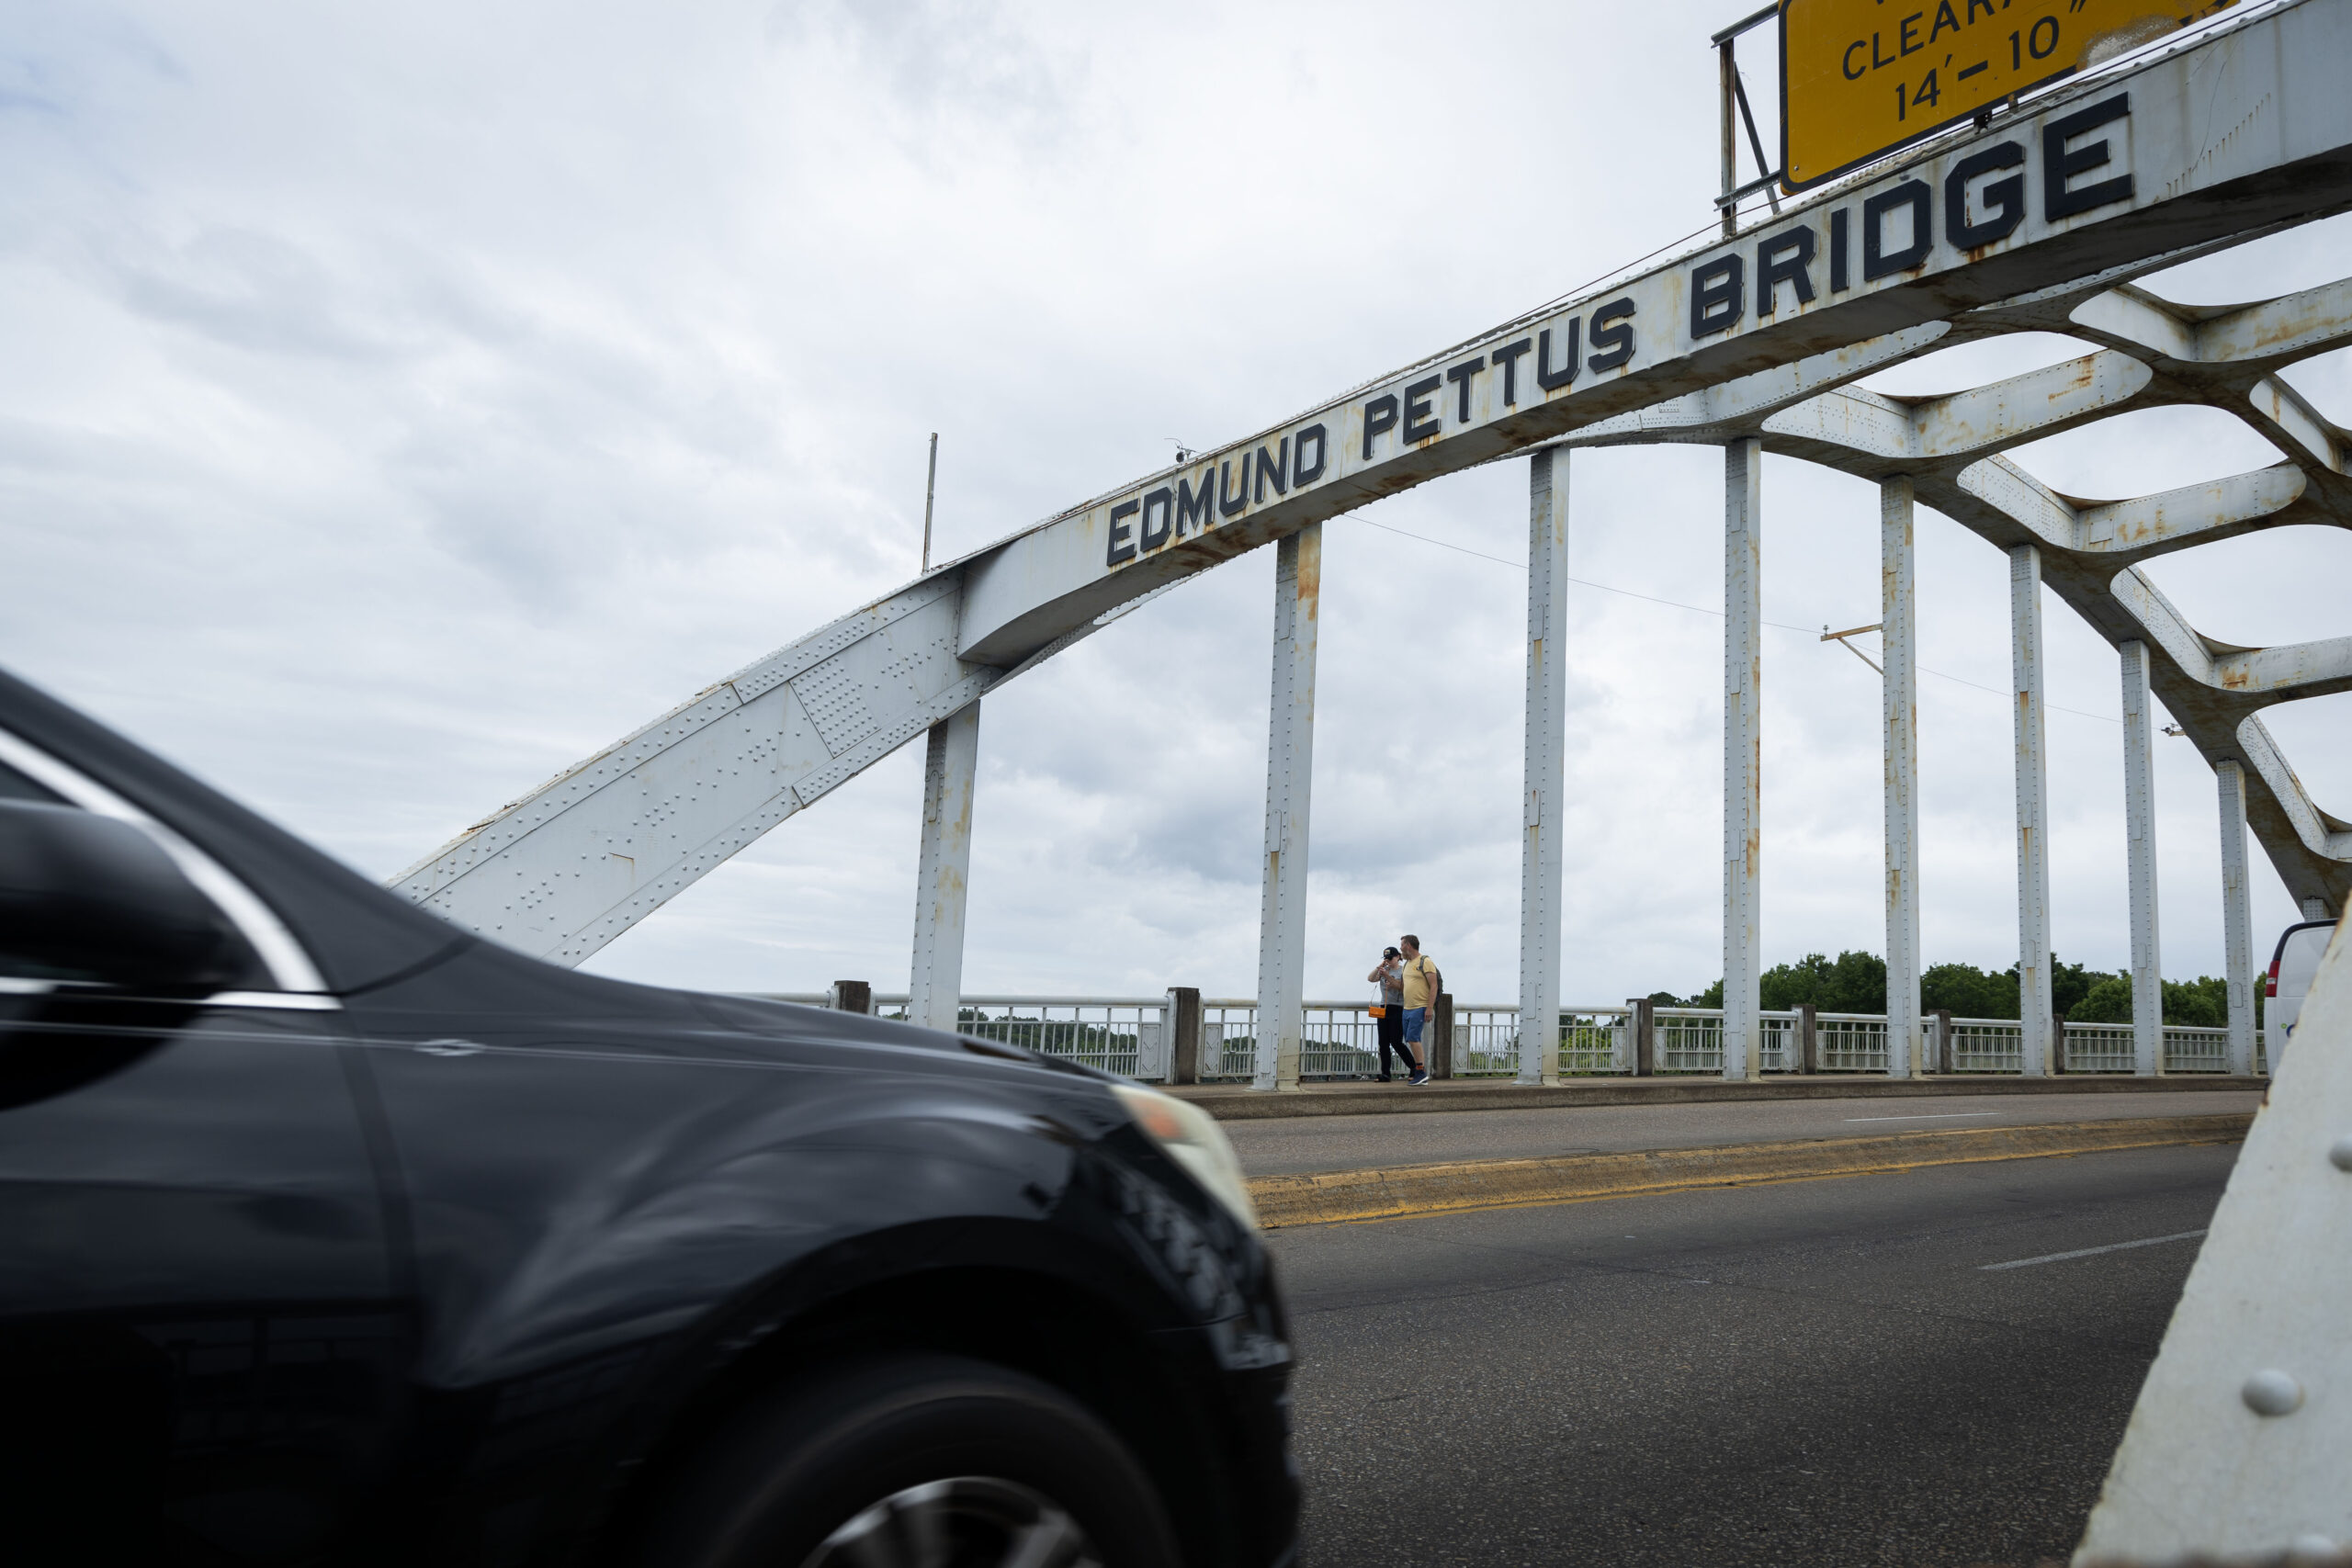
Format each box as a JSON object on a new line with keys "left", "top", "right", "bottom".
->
{"left": 1556, "top": 265, "right": 2352, "bottom": 910}
{"left": 392, "top": 0, "right": 2352, "bottom": 964}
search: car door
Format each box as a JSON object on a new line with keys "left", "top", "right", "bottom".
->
{"left": 0, "top": 752, "right": 402, "bottom": 1564}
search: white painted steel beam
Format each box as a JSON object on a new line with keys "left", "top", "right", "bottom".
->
{"left": 1883, "top": 478, "right": 1920, "bottom": 1079}
{"left": 1724, "top": 440, "right": 1762, "bottom": 1083}
{"left": 397, "top": 1, "right": 2352, "bottom": 975}
{"left": 2120, "top": 643, "right": 2163, "bottom": 1077}
{"left": 2013, "top": 545, "right": 2054, "bottom": 1079}
{"left": 1254, "top": 525, "right": 1320, "bottom": 1092}
{"left": 2219, "top": 760, "right": 2260, "bottom": 1078}
{"left": 2074, "top": 918, "right": 2351, "bottom": 1563}
{"left": 909, "top": 702, "right": 980, "bottom": 1034}
{"left": 1519, "top": 451, "right": 1570, "bottom": 1087}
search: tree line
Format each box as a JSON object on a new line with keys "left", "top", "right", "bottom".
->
{"left": 1652, "top": 950, "right": 2254, "bottom": 1028}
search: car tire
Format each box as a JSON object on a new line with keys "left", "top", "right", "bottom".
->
{"left": 635, "top": 1352, "right": 1182, "bottom": 1568}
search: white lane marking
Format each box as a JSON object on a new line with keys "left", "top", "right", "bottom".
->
{"left": 1980, "top": 1229, "right": 2208, "bottom": 1271}
{"left": 1843, "top": 1111, "right": 2000, "bottom": 1122}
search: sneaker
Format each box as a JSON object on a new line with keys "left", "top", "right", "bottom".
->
{"left": 1409, "top": 1069, "right": 1430, "bottom": 1086}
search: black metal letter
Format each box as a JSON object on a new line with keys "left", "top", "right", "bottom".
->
{"left": 1218, "top": 456, "right": 1250, "bottom": 518}
{"left": 1829, "top": 208, "right": 1851, "bottom": 291}
{"left": 1537, "top": 320, "right": 1580, "bottom": 391}
{"left": 1690, "top": 254, "right": 1744, "bottom": 337}
{"left": 1862, "top": 179, "right": 1933, "bottom": 278}
{"left": 1293, "top": 423, "right": 1328, "bottom": 485}
{"left": 1587, "top": 299, "right": 1636, "bottom": 372}
{"left": 1254, "top": 437, "right": 1290, "bottom": 502}
{"left": 1140, "top": 487, "right": 1173, "bottom": 551}
{"left": 1946, "top": 141, "right": 2026, "bottom": 248}
{"left": 1401, "top": 374, "right": 1443, "bottom": 443}
{"left": 1176, "top": 468, "right": 1216, "bottom": 536}
{"left": 1489, "top": 337, "right": 1532, "bottom": 405}
{"left": 1363, "top": 394, "right": 1399, "bottom": 460}
{"left": 2044, "top": 94, "right": 2132, "bottom": 220}
{"left": 1106, "top": 500, "right": 1138, "bottom": 566}
{"left": 1755, "top": 226, "right": 1816, "bottom": 317}
{"left": 1444, "top": 356, "right": 1487, "bottom": 423}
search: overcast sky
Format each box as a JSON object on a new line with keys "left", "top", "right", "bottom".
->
{"left": 4, "top": 1, "right": 2347, "bottom": 1006}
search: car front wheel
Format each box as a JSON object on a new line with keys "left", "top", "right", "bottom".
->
{"left": 636, "top": 1353, "right": 1181, "bottom": 1568}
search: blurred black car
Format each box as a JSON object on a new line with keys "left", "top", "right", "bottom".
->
{"left": 0, "top": 667, "right": 1295, "bottom": 1568}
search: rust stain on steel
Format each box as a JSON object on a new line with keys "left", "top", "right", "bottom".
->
{"left": 1295, "top": 525, "right": 1322, "bottom": 626}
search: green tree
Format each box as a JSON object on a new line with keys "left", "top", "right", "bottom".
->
{"left": 1674, "top": 978, "right": 1724, "bottom": 1008}
{"left": 1673, "top": 951, "right": 1880, "bottom": 1011}
{"left": 2068, "top": 974, "right": 2133, "bottom": 1023}
{"left": 1758, "top": 953, "right": 1831, "bottom": 1010}
{"left": 1920, "top": 961, "right": 2017, "bottom": 1019}
{"left": 2051, "top": 974, "right": 2236, "bottom": 1027}
{"left": 1666, "top": 958, "right": 2259, "bottom": 1025}
{"left": 2167, "top": 976, "right": 2231, "bottom": 1027}
{"left": 1758, "top": 951, "right": 1888, "bottom": 1013}
{"left": 2051, "top": 955, "right": 2101, "bottom": 1021}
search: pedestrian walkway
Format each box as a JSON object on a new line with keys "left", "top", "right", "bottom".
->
{"left": 1241, "top": 1100, "right": 2255, "bottom": 1227}
{"left": 1171, "top": 1072, "right": 2261, "bottom": 1123}
{"left": 1221, "top": 1087, "right": 2258, "bottom": 1177}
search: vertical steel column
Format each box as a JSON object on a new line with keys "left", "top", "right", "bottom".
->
{"left": 2217, "top": 760, "right": 2258, "bottom": 1077}
{"left": 908, "top": 702, "right": 981, "bottom": 1033}
{"left": 1717, "top": 42, "right": 1738, "bottom": 238}
{"left": 1882, "top": 479, "right": 1920, "bottom": 1079}
{"left": 2011, "top": 545, "right": 2054, "bottom": 1077}
{"left": 1723, "top": 439, "right": 1763, "bottom": 1081}
{"left": 1254, "top": 524, "right": 1321, "bottom": 1091}
{"left": 2120, "top": 641, "right": 2164, "bottom": 1076}
{"left": 1519, "top": 450, "right": 1572, "bottom": 1086}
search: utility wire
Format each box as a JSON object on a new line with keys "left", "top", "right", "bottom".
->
{"left": 1352, "top": 515, "right": 2124, "bottom": 726}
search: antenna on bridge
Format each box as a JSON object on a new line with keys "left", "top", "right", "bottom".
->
{"left": 921, "top": 432, "right": 939, "bottom": 572}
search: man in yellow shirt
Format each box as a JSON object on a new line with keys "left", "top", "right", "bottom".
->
{"left": 1398, "top": 934, "right": 1437, "bottom": 1086}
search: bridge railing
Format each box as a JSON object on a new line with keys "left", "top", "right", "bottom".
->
{"left": 752, "top": 993, "right": 2265, "bottom": 1081}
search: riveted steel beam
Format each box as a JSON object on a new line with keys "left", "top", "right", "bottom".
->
{"left": 909, "top": 701, "right": 981, "bottom": 1033}
{"left": 2013, "top": 544, "right": 2055, "bottom": 1079}
{"left": 1724, "top": 440, "right": 1764, "bottom": 1083}
{"left": 1883, "top": 478, "right": 1921, "bottom": 1079}
{"left": 1255, "top": 526, "right": 1320, "bottom": 1092}
{"left": 2121, "top": 640, "right": 2163, "bottom": 1077}
{"left": 1520, "top": 451, "right": 1571, "bottom": 1087}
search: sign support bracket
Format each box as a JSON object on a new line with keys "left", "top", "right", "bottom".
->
{"left": 1714, "top": 2, "right": 1785, "bottom": 232}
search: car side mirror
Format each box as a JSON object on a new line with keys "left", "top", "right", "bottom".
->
{"left": 0, "top": 801, "right": 243, "bottom": 993}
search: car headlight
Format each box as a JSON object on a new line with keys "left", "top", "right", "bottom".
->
{"left": 1112, "top": 1083, "right": 1258, "bottom": 1230}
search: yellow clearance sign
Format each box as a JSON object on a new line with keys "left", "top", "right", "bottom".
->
{"left": 1780, "top": 0, "right": 2231, "bottom": 189}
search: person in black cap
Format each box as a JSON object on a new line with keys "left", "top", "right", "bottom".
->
{"left": 1366, "top": 946, "right": 1420, "bottom": 1082}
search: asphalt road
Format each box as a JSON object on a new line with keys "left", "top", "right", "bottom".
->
{"left": 1267, "top": 1142, "right": 2236, "bottom": 1567}
{"left": 1227, "top": 1089, "right": 2260, "bottom": 1175}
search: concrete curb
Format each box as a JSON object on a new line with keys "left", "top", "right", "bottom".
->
{"left": 1247, "top": 1112, "right": 2253, "bottom": 1228}
{"left": 1178, "top": 1075, "right": 2264, "bottom": 1120}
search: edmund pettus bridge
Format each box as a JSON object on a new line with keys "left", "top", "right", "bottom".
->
{"left": 397, "top": 1, "right": 2351, "bottom": 1100}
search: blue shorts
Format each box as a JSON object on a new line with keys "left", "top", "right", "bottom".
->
{"left": 1403, "top": 1007, "right": 1427, "bottom": 1043}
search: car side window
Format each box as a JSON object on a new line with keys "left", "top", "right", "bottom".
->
{"left": 0, "top": 758, "right": 66, "bottom": 804}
